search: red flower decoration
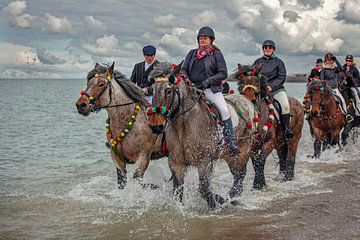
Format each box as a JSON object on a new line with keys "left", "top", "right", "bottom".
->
{"left": 214, "top": 120, "right": 219, "bottom": 125}
{"left": 314, "top": 86, "right": 320, "bottom": 91}
{"left": 253, "top": 117, "right": 259, "bottom": 122}
{"left": 80, "top": 89, "right": 86, "bottom": 95}
{"left": 265, "top": 122, "right": 272, "bottom": 128}
{"left": 258, "top": 113, "right": 262, "bottom": 118}
{"left": 251, "top": 71, "right": 255, "bottom": 76}
{"left": 209, "top": 108, "right": 214, "bottom": 113}
{"left": 229, "top": 89, "right": 235, "bottom": 94}
{"left": 246, "top": 123, "right": 253, "bottom": 129}
{"left": 107, "top": 133, "right": 112, "bottom": 139}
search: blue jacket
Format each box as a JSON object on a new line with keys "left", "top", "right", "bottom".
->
{"left": 320, "top": 59, "right": 342, "bottom": 89}
{"left": 181, "top": 48, "right": 227, "bottom": 93}
{"left": 253, "top": 55, "right": 286, "bottom": 92}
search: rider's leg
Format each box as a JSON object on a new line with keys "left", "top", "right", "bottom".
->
{"left": 333, "top": 88, "right": 352, "bottom": 121}
{"left": 204, "top": 89, "right": 239, "bottom": 156}
{"left": 273, "top": 90, "right": 294, "bottom": 139}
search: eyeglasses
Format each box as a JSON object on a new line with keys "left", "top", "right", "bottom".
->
{"left": 144, "top": 54, "right": 155, "bottom": 57}
{"left": 346, "top": 60, "right": 353, "bottom": 62}
{"left": 263, "top": 46, "right": 274, "bottom": 49}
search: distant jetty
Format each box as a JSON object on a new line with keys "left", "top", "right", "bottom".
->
{"left": 287, "top": 74, "right": 307, "bottom": 82}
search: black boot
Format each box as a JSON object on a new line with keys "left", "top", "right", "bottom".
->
{"left": 223, "top": 118, "right": 239, "bottom": 156}
{"left": 281, "top": 114, "right": 294, "bottom": 140}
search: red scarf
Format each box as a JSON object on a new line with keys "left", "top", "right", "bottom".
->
{"left": 196, "top": 45, "right": 215, "bottom": 60}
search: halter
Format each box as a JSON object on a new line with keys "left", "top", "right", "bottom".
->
{"left": 239, "top": 71, "right": 262, "bottom": 96}
{"left": 309, "top": 84, "right": 341, "bottom": 120}
{"left": 81, "top": 73, "right": 135, "bottom": 112}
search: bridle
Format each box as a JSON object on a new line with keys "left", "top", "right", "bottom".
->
{"left": 82, "top": 73, "right": 135, "bottom": 112}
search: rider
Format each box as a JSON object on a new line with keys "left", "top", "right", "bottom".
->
{"left": 253, "top": 39, "right": 294, "bottom": 140}
{"left": 343, "top": 54, "right": 360, "bottom": 116}
{"left": 130, "top": 45, "right": 159, "bottom": 104}
{"left": 308, "top": 58, "right": 323, "bottom": 82}
{"left": 320, "top": 52, "right": 351, "bottom": 121}
{"left": 180, "top": 26, "right": 239, "bottom": 156}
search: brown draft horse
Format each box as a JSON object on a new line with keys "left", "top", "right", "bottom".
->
{"left": 232, "top": 64, "right": 304, "bottom": 189}
{"left": 306, "top": 79, "right": 345, "bottom": 158}
{"left": 147, "top": 62, "right": 256, "bottom": 209}
{"left": 75, "top": 62, "right": 162, "bottom": 189}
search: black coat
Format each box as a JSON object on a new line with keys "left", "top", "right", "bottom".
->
{"left": 130, "top": 60, "right": 159, "bottom": 96}
{"left": 344, "top": 64, "right": 360, "bottom": 87}
{"left": 320, "top": 59, "right": 342, "bottom": 89}
{"left": 253, "top": 55, "right": 286, "bottom": 92}
{"left": 181, "top": 48, "right": 227, "bottom": 93}
{"left": 308, "top": 68, "right": 322, "bottom": 81}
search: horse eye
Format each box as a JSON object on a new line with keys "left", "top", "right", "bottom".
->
{"left": 99, "top": 82, "right": 105, "bottom": 87}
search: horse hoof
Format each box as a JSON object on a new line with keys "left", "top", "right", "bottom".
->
{"left": 252, "top": 183, "right": 266, "bottom": 190}
{"left": 229, "top": 187, "right": 243, "bottom": 198}
{"left": 214, "top": 194, "right": 226, "bottom": 205}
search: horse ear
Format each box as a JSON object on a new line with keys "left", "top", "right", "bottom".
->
{"left": 237, "top": 63, "right": 242, "bottom": 73}
{"left": 173, "top": 60, "right": 184, "bottom": 75}
{"left": 108, "top": 62, "right": 115, "bottom": 75}
{"left": 95, "top": 63, "right": 100, "bottom": 68}
{"left": 255, "top": 64, "right": 263, "bottom": 74}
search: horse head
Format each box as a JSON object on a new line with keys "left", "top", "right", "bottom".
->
{"left": 307, "top": 79, "right": 330, "bottom": 116}
{"left": 76, "top": 62, "right": 115, "bottom": 116}
{"left": 234, "top": 64, "right": 263, "bottom": 103}
{"left": 146, "top": 61, "right": 179, "bottom": 134}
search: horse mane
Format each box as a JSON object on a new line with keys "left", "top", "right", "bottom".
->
{"left": 307, "top": 80, "right": 332, "bottom": 93}
{"left": 86, "top": 63, "right": 149, "bottom": 106}
{"left": 148, "top": 61, "right": 174, "bottom": 79}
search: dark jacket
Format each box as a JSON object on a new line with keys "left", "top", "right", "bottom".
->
{"left": 253, "top": 55, "right": 286, "bottom": 92}
{"left": 320, "top": 59, "right": 342, "bottom": 89}
{"left": 181, "top": 48, "right": 227, "bottom": 93}
{"left": 308, "top": 68, "right": 322, "bottom": 81}
{"left": 343, "top": 64, "right": 360, "bottom": 87}
{"left": 130, "top": 60, "right": 159, "bottom": 96}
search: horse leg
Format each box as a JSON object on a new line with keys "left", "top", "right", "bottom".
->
{"left": 133, "top": 152, "right": 159, "bottom": 189}
{"left": 277, "top": 143, "right": 288, "bottom": 176}
{"left": 252, "top": 151, "right": 267, "bottom": 190}
{"left": 111, "top": 151, "right": 127, "bottom": 189}
{"left": 283, "top": 137, "right": 301, "bottom": 181}
{"left": 116, "top": 168, "right": 127, "bottom": 190}
{"left": 227, "top": 143, "right": 251, "bottom": 196}
{"left": 198, "top": 160, "right": 219, "bottom": 209}
{"left": 170, "top": 162, "right": 185, "bottom": 203}
{"left": 313, "top": 139, "right": 322, "bottom": 158}
{"left": 341, "top": 122, "right": 351, "bottom": 145}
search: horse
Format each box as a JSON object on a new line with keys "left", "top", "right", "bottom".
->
{"left": 306, "top": 79, "right": 345, "bottom": 158}
{"left": 146, "top": 62, "right": 256, "bottom": 209}
{"left": 75, "top": 62, "right": 162, "bottom": 189}
{"left": 337, "top": 72, "right": 360, "bottom": 145}
{"left": 232, "top": 64, "right": 304, "bottom": 189}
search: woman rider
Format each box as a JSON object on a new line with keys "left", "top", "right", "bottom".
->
{"left": 320, "top": 52, "right": 352, "bottom": 121}
{"left": 180, "top": 26, "right": 239, "bottom": 156}
{"left": 343, "top": 54, "right": 360, "bottom": 116}
{"left": 253, "top": 40, "right": 294, "bottom": 140}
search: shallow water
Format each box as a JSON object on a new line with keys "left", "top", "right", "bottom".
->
{"left": 0, "top": 79, "right": 359, "bottom": 239}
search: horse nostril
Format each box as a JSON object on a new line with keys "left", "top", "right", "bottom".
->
{"left": 79, "top": 102, "right": 87, "bottom": 109}
{"left": 150, "top": 125, "right": 164, "bottom": 134}
{"left": 251, "top": 99, "right": 257, "bottom": 104}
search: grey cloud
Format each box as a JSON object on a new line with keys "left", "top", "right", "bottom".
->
{"left": 36, "top": 47, "right": 66, "bottom": 65}
{"left": 283, "top": 10, "right": 301, "bottom": 23}
{"left": 297, "top": 0, "right": 322, "bottom": 9}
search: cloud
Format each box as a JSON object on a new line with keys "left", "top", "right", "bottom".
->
{"left": 84, "top": 16, "right": 106, "bottom": 30}
{"left": 159, "top": 27, "right": 195, "bottom": 57}
{"left": 283, "top": 10, "right": 301, "bottom": 23}
{"left": 36, "top": 47, "right": 66, "bottom": 65}
{"left": 154, "top": 14, "right": 178, "bottom": 28}
{"left": 4, "top": 1, "right": 36, "bottom": 28}
{"left": 0, "top": 42, "right": 40, "bottom": 66}
{"left": 339, "top": 0, "right": 360, "bottom": 23}
{"left": 82, "top": 35, "right": 120, "bottom": 56}
{"left": 44, "top": 13, "right": 72, "bottom": 33}
{"left": 3, "top": 0, "right": 26, "bottom": 15}
{"left": 192, "top": 10, "right": 217, "bottom": 26}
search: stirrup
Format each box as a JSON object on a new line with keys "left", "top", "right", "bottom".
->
{"left": 346, "top": 114, "right": 354, "bottom": 122}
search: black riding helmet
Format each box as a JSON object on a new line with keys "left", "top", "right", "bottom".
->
{"left": 197, "top": 26, "right": 215, "bottom": 42}
{"left": 345, "top": 54, "right": 354, "bottom": 61}
{"left": 262, "top": 40, "right": 276, "bottom": 50}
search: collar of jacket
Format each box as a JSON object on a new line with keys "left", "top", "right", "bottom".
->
{"left": 262, "top": 54, "right": 276, "bottom": 60}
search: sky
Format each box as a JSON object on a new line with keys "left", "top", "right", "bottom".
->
{"left": 1, "top": 0, "right": 360, "bottom": 79}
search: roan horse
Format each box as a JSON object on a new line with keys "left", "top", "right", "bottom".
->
{"left": 232, "top": 64, "right": 304, "bottom": 189}
{"left": 147, "top": 62, "right": 256, "bottom": 209}
{"left": 306, "top": 79, "right": 345, "bottom": 158}
{"left": 337, "top": 72, "right": 360, "bottom": 145}
{"left": 75, "top": 62, "right": 162, "bottom": 189}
